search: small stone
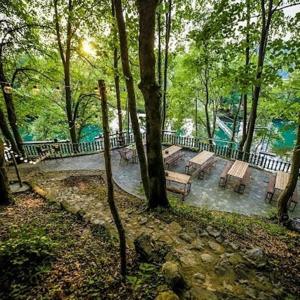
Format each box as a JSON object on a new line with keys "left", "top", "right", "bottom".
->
{"left": 167, "top": 221, "right": 182, "bottom": 234}
{"left": 208, "top": 241, "right": 223, "bottom": 253}
{"left": 206, "top": 226, "right": 221, "bottom": 238}
{"left": 245, "top": 287, "right": 257, "bottom": 299}
{"left": 189, "top": 241, "right": 205, "bottom": 251}
{"left": 178, "top": 233, "right": 193, "bottom": 243}
{"left": 229, "top": 242, "right": 239, "bottom": 250}
{"left": 214, "top": 265, "right": 227, "bottom": 276}
{"left": 193, "top": 272, "right": 205, "bottom": 282}
{"left": 234, "top": 264, "right": 248, "bottom": 279}
{"left": 223, "top": 281, "right": 233, "bottom": 291}
{"left": 139, "top": 217, "right": 148, "bottom": 225}
{"left": 161, "top": 261, "right": 186, "bottom": 292}
{"left": 201, "top": 253, "right": 214, "bottom": 263}
{"left": 180, "top": 253, "right": 197, "bottom": 266}
{"left": 155, "top": 291, "right": 179, "bottom": 300}
{"left": 245, "top": 248, "right": 266, "bottom": 268}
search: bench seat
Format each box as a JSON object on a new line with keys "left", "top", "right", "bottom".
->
{"left": 219, "top": 161, "right": 234, "bottom": 187}
{"left": 265, "top": 174, "right": 276, "bottom": 202}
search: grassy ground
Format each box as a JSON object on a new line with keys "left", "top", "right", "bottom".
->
{"left": 0, "top": 192, "right": 163, "bottom": 300}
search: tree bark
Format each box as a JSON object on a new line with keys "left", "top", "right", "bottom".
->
{"left": 239, "top": 0, "right": 250, "bottom": 152}
{"left": 113, "top": 0, "right": 150, "bottom": 199}
{"left": 111, "top": 0, "right": 123, "bottom": 135}
{"left": 54, "top": 0, "right": 77, "bottom": 145}
{"left": 0, "top": 137, "right": 13, "bottom": 205}
{"left": 243, "top": 0, "right": 273, "bottom": 157}
{"left": 161, "top": 0, "right": 172, "bottom": 131}
{"left": 98, "top": 79, "right": 126, "bottom": 277}
{"left": 0, "top": 65, "right": 24, "bottom": 156}
{"left": 0, "top": 107, "right": 20, "bottom": 156}
{"left": 278, "top": 113, "right": 300, "bottom": 223}
{"left": 137, "top": 0, "right": 169, "bottom": 209}
{"left": 157, "top": 1, "right": 162, "bottom": 88}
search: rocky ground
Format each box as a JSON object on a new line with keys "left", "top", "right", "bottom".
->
{"left": 4, "top": 168, "right": 298, "bottom": 299}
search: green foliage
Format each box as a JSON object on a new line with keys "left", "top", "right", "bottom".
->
{"left": 0, "top": 226, "right": 56, "bottom": 293}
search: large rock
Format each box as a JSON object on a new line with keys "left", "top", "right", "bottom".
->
{"left": 134, "top": 233, "right": 169, "bottom": 263}
{"left": 288, "top": 218, "right": 300, "bottom": 233}
{"left": 156, "top": 290, "right": 179, "bottom": 300}
{"left": 161, "top": 261, "right": 186, "bottom": 292}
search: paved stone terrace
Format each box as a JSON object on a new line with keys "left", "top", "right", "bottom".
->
{"left": 19, "top": 149, "right": 300, "bottom": 218}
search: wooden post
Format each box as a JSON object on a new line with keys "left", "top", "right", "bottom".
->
{"left": 11, "top": 153, "right": 22, "bottom": 187}
{"left": 98, "top": 79, "right": 127, "bottom": 277}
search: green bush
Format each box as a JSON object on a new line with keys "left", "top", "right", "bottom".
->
{"left": 0, "top": 226, "right": 57, "bottom": 293}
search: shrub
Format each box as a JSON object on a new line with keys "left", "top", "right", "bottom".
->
{"left": 0, "top": 226, "right": 57, "bottom": 294}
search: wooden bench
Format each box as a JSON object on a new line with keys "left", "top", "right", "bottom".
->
{"left": 194, "top": 157, "right": 216, "bottom": 180}
{"left": 265, "top": 174, "right": 276, "bottom": 202}
{"left": 235, "top": 168, "right": 251, "bottom": 194}
{"left": 164, "top": 151, "right": 184, "bottom": 169}
{"left": 219, "top": 161, "right": 234, "bottom": 187}
{"left": 165, "top": 171, "right": 191, "bottom": 201}
{"left": 288, "top": 190, "right": 299, "bottom": 212}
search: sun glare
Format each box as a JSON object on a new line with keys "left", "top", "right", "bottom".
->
{"left": 82, "top": 39, "right": 96, "bottom": 56}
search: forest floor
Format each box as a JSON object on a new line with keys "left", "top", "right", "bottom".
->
{"left": 1, "top": 168, "right": 299, "bottom": 299}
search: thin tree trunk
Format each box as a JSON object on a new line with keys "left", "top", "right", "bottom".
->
{"left": 243, "top": 0, "right": 273, "bottom": 157}
{"left": 0, "top": 67, "right": 24, "bottom": 155}
{"left": 0, "top": 137, "right": 13, "bottom": 205}
{"left": 112, "top": 0, "right": 123, "bottom": 136}
{"left": 114, "top": 0, "right": 150, "bottom": 200}
{"left": 137, "top": 0, "right": 169, "bottom": 209}
{"left": 278, "top": 113, "right": 300, "bottom": 224}
{"left": 231, "top": 95, "right": 243, "bottom": 144}
{"left": 0, "top": 107, "right": 20, "bottom": 156}
{"left": 239, "top": 0, "right": 250, "bottom": 153}
{"left": 204, "top": 70, "right": 213, "bottom": 146}
{"left": 54, "top": 0, "right": 77, "bottom": 145}
{"left": 98, "top": 79, "right": 126, "bottom": 277}
{"left": 161, "top": 0, "right": 172, "bottom": 131}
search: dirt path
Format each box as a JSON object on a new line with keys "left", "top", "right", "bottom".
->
{"left": 19, "top": 170, "right": 297, "bottom": 299}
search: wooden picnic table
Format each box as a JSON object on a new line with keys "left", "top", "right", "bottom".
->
{"left": 163, "top": 145, "right": 182, "bottom": 160}
{"left": 165, "top": 170, "right": 191, "bottom": 185}
{"left": 275, "top": 171, "right": 290, "bottom": 191}
{"left": 227, "top": 160, "right": 249, "bottom": 179}
{"left": 188, "top": 151, "right": 214, "bottom": 167}
{"left": 165, "top": 170, "right": 192, "bottom": 200}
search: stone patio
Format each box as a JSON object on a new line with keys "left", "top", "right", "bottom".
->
{"left": 19, "top": 149, "right": 300, "bottom": 218}
{"left": 113, "top": 149, "right": 300, "bottom": 218}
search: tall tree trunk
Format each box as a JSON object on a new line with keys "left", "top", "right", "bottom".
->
{"left": 0, "top": 137, "right": 13, "bottom": 205}
{"left": 231, "top": 95, "right": 243, "bottom": 144}
{"left": 137, "top": 0, "right": 169, "bottom": 209}
{"left": 161, "top": 0, "right": 172, "bottom": 131}
{"left": 0, "top": 65, "right": 24, "bottom": 155}
{"left": 54, "top": 0, "right": 77, "bottom": 145}
{"left": 112, "top": 0, "right": 123, "bottom": 135}
{"left": 98, "top": 79, "right": 127, "bottom": 277}
{"left": 114, "top": 0, "right": 149, "bottom": 199}
{"left": 203, "top": 66, "right": 213, "bottom": 146}
{"left": 243, "top": 0, "right": 273, "bottom": 157}
{"left": 0, "top": 107, "right": 20, "bottom": 156}
{"left": 157, "top": 1, "right": 162, "bottom": 88}
{"left": 239, "top": 0, "right": 250, "bottom": 153}
{"left": 278, "top": 113, "right": 300, "bottom": 224}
